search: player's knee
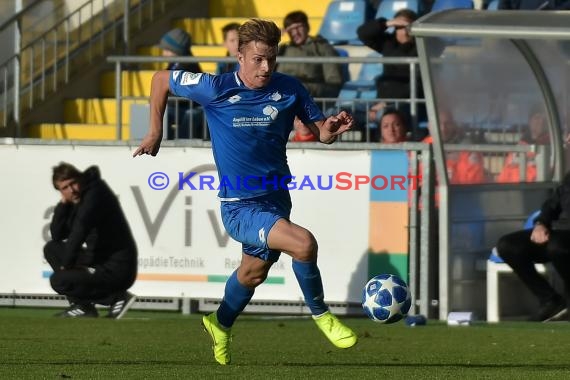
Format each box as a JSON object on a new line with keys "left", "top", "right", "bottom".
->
{"left": 294, "top": 231, "right": 318, "bottom": 261}
{"left": 246, "top": 274, "right": 267, "bottom": 288}
{"left": 239, "top": 270, "right": 267, "bottom": 288}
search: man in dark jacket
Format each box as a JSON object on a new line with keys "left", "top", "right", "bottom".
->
{"left": 499, "top": 0, "right": 555, "bottom": 8}
{"left": 496, "top": 172, "right": 570, "bottom": 321}
{"left": 44, "top": 162, "right": 138, "bottom": 319}
{"left": 356, "top": 9, "right": 425, "bottom": 127}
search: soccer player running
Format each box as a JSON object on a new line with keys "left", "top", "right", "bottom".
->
{"left": 134, "top": 19, "right": 357, "bottom": 365}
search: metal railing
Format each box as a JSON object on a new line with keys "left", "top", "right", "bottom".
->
{"left": 0, "top": 0, "right": 168, "bottom": 135}
{"left": 106, "top": 54, "right": 423, "bottom": 141}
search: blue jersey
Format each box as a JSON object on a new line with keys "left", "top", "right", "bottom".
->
{"left": 169, "top": 70, "right": 325, "bottom": 199}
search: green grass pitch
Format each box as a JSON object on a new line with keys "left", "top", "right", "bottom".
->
{"left": 2, "top": 308, "right": 570, "bottom": 379}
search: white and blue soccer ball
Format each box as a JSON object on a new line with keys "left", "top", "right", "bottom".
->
{"left": 362, "top": 274, "right": 412, "bottom": 324}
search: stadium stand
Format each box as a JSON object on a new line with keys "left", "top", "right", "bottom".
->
{"left": 318, "top": 0, "right": 374, "bottom": 45}
{"left": 335, "top": 50, "right": 383, "bottom": 119}
{"left": 21, "top": 0, "right": 413, "bottom": 142}
{"left": 375, "top": 0, "right": 422, "bottom": 19}
{"left": 336, "top": 51, "right": 383, "bottom": 105}
{"left": 335, "top": 47, "right": 352, "bottom": 83}
{"left": 431, "top": 0, "right": 475, "bottom": 11}
{"left": 27, "top": 0, "right": 331, "bottom": 140}
{"left": 330, "top": 51, "right": 384, "bottom": 141}
{"left": 486, "top": 0, "right": 500, "bottom": 9}
{"left": 348, "top": 51, "right": 384, "bottom": 88}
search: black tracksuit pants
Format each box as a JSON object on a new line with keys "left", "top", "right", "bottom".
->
{"left": 44, "top": 241, "right": 137, "bottom": 305}
{"left": 496, "top": 229, "right": 570, "bottom": 304}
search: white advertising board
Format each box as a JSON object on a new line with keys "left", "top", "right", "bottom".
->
{"left": 0, "top": 144, "right": 370, "bottom": 303}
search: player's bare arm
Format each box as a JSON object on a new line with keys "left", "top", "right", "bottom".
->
{"left": 307, "top": 110, "right": 354, "bottom": 144}
{"left": 133, "top": 70, "right": 171, "bottom": 157}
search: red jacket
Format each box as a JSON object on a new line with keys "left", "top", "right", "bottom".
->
{"left": 291, "top": 131, "right": 318, "bottom": 142}
{"left": 422, "top": 136, "right": 485, "bottom": 185}
{"left": 411, "top": 136, "right": 485, "bottom": 209}
{"left": 496, "top": 140, "right": 546, "bottom": 183}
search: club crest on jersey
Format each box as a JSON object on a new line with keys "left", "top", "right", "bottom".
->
{"left": 180, "top": 72, "right": 202, "bottom": 85}
{"left": 263, "top": 105, "right": 279, "bottom": 120}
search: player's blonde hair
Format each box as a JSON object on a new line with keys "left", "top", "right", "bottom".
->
{"left": 238, "top": 19, "right": 281, "bottom": 53}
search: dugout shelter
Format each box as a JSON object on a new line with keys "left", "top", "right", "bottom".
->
{"left": 411, "top": 10, "right": 570, "bottom": 320}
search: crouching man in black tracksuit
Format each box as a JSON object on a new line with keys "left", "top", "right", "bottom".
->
{"left": 44, "top": 162, "right": 138, "bottom": 319}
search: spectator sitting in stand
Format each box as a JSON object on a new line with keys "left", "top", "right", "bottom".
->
{"left": 217, "top": 22, "right": 240, "bottom": 74}
{"left": 159, "top": 28, "right": 204, "bottom": 140}
{"left": 159, "top": 28, "right": 202, "bottom": 73}
{"left": 277, "top": 10, "right": 345, "bottom": 99}
{"left": 423, "top": 109, "right": 485, "bottom": 184}
{"left": 377, "top": 108, "right": 409, "bottom": 143}
{"left": 496, "top": 106, "right": 550, "bottom": 183}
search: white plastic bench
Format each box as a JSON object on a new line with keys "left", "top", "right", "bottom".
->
{"left": 486, "top": 247, "right": 547, "bottom": 322}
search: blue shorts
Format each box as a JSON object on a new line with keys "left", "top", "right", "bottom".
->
{"left": 221, "top": 190, "right": 292, "bottom": 262}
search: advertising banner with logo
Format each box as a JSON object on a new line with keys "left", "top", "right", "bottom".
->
{"left": 0, "top": 144, "right": 371, "bottom": 303}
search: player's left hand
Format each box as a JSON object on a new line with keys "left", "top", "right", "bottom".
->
{"left": 325, "top": 110, "right": 354, "bottom": 136}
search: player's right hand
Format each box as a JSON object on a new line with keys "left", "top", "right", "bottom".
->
{"left": 387, "top": 18, "right": 410, "bottom": 29}
{"left": 530, "top": 223, "right": 549, "bottom": 244}
{"left": 133, "top": 132, "right": 162, "bottom": 157}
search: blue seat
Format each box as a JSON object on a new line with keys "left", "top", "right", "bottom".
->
{"left": 486, "top": 0, "right": 499, "bottom": 9}
{"left": 335, "top": 47, "right": 351, "bottom": 83}
{"left": 523, "top": 210, "right": 541, "bottom": 230}
{"left": 430, "top": 0, "right": 477, "bottom": 46}
{"left": 431, "top": 0, "right": 474, "bottom": 11}
{"left": 337, "top": 87, "right": 360, "bottom": 105}
{"left": 360, "top": 88, "right": 378, "bottom": 100}
{"left": 336, "top": 83, "right": 376, "bottom": 110}
{"left": 318, "top": 0, "right": 374, "bottom": 45}
{"left": 489, "top": 210, "right": 541, "bottom": 263}
{"left": 343, "top": 51, "right": 383, "bottom": 90}
{"left": 376, "top": 0, "right": 421, "bottom": 19}
{"left": 334, "top": 51, "right": 382, "bottom": 121}
{"left": 358, "top": 52, "right": 383, "bottom": 82}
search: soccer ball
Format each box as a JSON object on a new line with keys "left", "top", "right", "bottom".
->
{"left": 362, "top": 274, "right": 412, "bottom": 324}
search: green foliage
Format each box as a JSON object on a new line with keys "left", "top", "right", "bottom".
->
{"left": 2, "top": 308, "right": 570, "bottom": 379}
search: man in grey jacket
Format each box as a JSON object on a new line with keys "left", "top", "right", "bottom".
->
{"left": 277, "top": 10, "right": 345, "bottom": 98}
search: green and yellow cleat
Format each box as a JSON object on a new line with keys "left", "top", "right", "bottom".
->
{"left": 313, "top": 311, "right": 357, "bottom": 349}
{"left": 202, "top": 313, "right": 232, "bottom": 365}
